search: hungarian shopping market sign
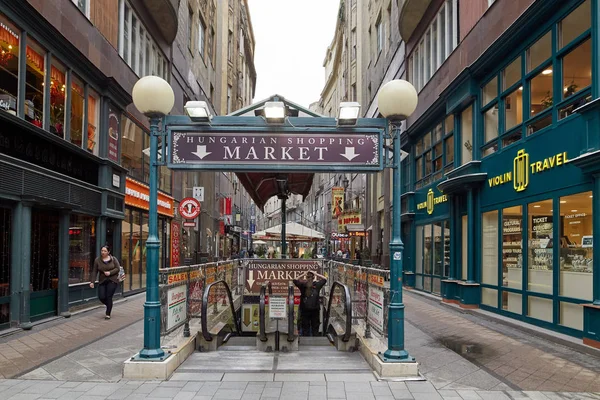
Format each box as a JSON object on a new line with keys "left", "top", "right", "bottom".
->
{"left": 168, "top": 130, "right": 383, "bottom": 172}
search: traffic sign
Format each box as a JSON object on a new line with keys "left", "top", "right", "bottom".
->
{"left": 179, "top": 197, "right": 201, "bottom": 219}
{"left": 193, "top": 186, "right": 204, "bottom": 202}
{"left": 169, "top": 130, "right": 383, "bottom": 171}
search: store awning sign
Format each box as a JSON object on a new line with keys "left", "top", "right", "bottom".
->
{"left": 417, "top": 189, "right": 447, "bottom": 215}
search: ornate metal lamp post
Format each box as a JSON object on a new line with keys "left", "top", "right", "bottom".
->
{"left": 131, "top": 76, "right": 175, "bottom": 360}
{"left": 377, "top": 79, "right": 418, "bottom": 362}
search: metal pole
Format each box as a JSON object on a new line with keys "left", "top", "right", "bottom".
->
{"left": 139, "top": 116, "right": 166, "bottom": 360}
{"left": 381, "top": 121, "right": 413, "bottom": 362}
{"left": 281, "top": 195, "right": 287, "bottom": 258}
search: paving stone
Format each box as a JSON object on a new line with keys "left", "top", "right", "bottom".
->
{"left": 456, "top": 390, "right": 483, "bottom": 399}
{"left": 148, "top": 386, "right": 184, "bottom": 398}
{"left": 261, "top": 388, "right": 281, "bottom": 398}
{"left": 476, "top": 392, "right": 511, "bottom": 400}
{"left": 390, "top": 389, "right": 414, "bottom": 399}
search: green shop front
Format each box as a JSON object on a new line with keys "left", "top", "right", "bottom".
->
{"left": 402, "top": 0, "right": 600, "bottom": 347}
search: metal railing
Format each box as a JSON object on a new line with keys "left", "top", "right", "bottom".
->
{"left": 258, "top": 281, "right": 273, "bottom": 342}
{"left": 201, "top": 279, "right": 241, "bottom": 341}
{"left": 323, "top": 281, "right": 353, "bottom": 342}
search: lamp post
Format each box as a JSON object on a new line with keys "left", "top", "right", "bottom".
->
{"left": 131, "top": 76, "right": 175, "bottom": 360}
{"left": 377, "top": 79, "right": 418, "bottom": 362}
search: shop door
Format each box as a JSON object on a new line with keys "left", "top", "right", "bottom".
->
{"left": 0, "top": 207, "right": 11, "bottom": 329}
{"left": 30, "top": 209, "right": 59, "bottom": 321}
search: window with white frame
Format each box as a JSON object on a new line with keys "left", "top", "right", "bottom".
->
{"left": 119, "top": 1, "right": 168, "bottom": 80}
{"left": 408, "top": 0, "right": 458, "bottom": 92}
{"left": 188, "top": 7, "right": 194, "bottom": 52}
{"left": 72, "top": 0, "right": 90, "bottom": 18}
{"left": 376, "top": 17, "right": 384, "bottom": 53}
{"left": 198, "top": 17, "right": 205, "bottom": 58}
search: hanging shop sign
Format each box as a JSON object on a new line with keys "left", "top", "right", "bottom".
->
{"left": 107, "top": 107, "right": 120, "bottom": 163}
{"left": 125, "top": 178, "right": 174, "bottom": 217}
{"left": 332, "top": 187, "right": 345, "bottom": 218}
{"left": 171, "top": 221, "right": 181, "bottom": 267}
{"left": 338, "top": 211, "right": 361, "bottom": 231}
{"left": 331, "top": 232, "right": 349, "bottom": 239}
{"left": 349, "top": 231, "right": 366, "bottom": 237}
{"left": 179, "top": 197, "right": 201, "bottom": 219}
{"left": 488, "top": 149, "right": 569, "bottom": 192}
{"left": 417, "top": 188, "right": 448, "bottom": 215}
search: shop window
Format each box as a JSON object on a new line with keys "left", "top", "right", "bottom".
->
{"left": 415, "top": 118, "right": 454, "bottom": 187}
{"left": 68, "top": 214, "right": 96, "bottom": 284}
{"left": 443, "top": 220, "right": 450, "bottom": 277}
{"left": 87, "top": 89, "right": 99, "bottom": 155}
{"left": 0, "top": 14, "right": 19, "bottom": 116}
{"left": 528, "top": 296, "right": 553, "bottom": 322}
{"left": 503, "top": 291, "right": 522, "bottom": 314}
{"left": 444, "top": 135, "right": 454, "bottom": 173}
{"left": 528, "top": 199, "right": 553, "bottom": 295}
{"left": 121, "top": 115, "right": 145, "bottom": 182}
{"left": 433, "top": 221, "right": 443, "bottom": 276}
{"left": 482, "top": 78, "right": 497, "bottom": 106}
{"left": 482, "top": 143, "right": 497, "bottom": 158}
{"left": 70, "top": 75, "right": 84, "bottom": 147}
{"left": 25, "top": 39, "right": 45, "bottom": 128}
{"left": 502, "top": 206, "right": 522, "bottom": 289}
{"left": 502, "top": 131, "right": 522, "bottom": 148}
{"left": 504, "top": 87, "right": 523, "bottom": 132}
{"left": 482, "top": 288, "right": 498, "bottom": 308}
{"left": 424, "top": 150, "right": 432, "bottom": 176}
{"left": 49, "top": 60, "right": 67, "bottom": 138}
{"left": 31, "top": 210, "right": 59, "bottom": 293}
{"left": 415, "top": 156, "right": 423, "bottom": 181}
{"left": 559, "top": 191, "right": 592, "bottom": 301}
{"left": 559, "top": 0, "right": 590, "bottom": 49}
{"left": 460, "top": 106, "right": 473, "bottom": 164}
{"left": 503, "top": 57, "right": 521, "bottom": 91}
{"left": 530, "top": 67, "right": 553, "bottom": 118}
{"left": 527, "top": 114, "right": 552, "bottom": 135}
{"left": 131, "top": 210, "right": 143, "bottom": 291}
{"left": 122, "top": 208, "right": 132, "bottom": 291}
{"left": 559, "top": 302, "right": 583, "bottom": 330}
{"left": 481, "top": 211, "right": 498, "bottom": 285}
{"left": 424, "top": 225, "right": 432, "bottom": 275}
{"left": 562, "top": 38, "right": 591, "bottom": 100}
{"left": 527, "top": 31, "right": 551, "bottom": 73}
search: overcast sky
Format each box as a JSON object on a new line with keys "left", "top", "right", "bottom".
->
{"left": 247, "top": 0, "right": 340, "bottom": 108}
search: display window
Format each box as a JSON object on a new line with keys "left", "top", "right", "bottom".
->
{"left": 415, "top": 220, "right": 450, "bottom": 294}
{"left": 528, "top": 199, "right": 553, "bottom": 294}
{"left": 558, "top": 191, "right": 592, "bottom": 301}
{"left": 68, "top": 214, "right": 96, "bottom": 284}
{"left": 0, "top": 14, "right": 19, "bottom": 116}
{"left": 502, "top": 205, "right": 523, "bottom": 289}
{"left": 49, "top": 59, "right": 67, "bottom": 138}
{"left": 481, "top": 210, "right": 499, "bottom": 285}
{"left": 25, "top": 38, "right": 45, "bottom": 128}
{"left": 70, "top": 75, "right": 84, "bottom": 147}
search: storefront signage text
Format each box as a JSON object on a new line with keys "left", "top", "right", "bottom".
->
{"left": 488, "top": 149, "right": 569, "bottom": 192}
{"left": 417, "top": 189, "right": 448, "bottom": 215}
{"left": 338, "top": 211, "right": 362, "bottom": 231}
{"left": 125, "top": 178, "right": 174, "bottom": 217}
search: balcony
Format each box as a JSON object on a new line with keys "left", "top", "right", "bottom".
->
{"left": 398, "top": 0, "right": 433, "bottom": 42}
{"left": 142, "top": 0, "right": 180, "bottom": 43}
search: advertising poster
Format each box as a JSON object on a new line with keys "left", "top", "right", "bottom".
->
{"left": 107, "top": 107, "right": 120, "bottom": 163}
{"left": 367, "top": 287, "right": 384, "bottom": 332}
{"left": 167, "top": 285, "right": 187, "bottom": 331}
{"left": 332, "top": 187, "right": 344, "bottom": 218}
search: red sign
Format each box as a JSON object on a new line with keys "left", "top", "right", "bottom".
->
{"left": 125, "top": 178, "right": 174, "bottom": 217}
{"left": 225, "top": 197, "right": 232, "bottom": 215}
{"left": 219, "top": 221, "right": 225, "bottom": 235}
{"left": 179, "top": 197, "right": 201, "bottom": 219}
{"left": 107, "top": 108, "right": 119, "bottom": 163}
{"left": 171, "top": 221, "right": 180, "bottom": 267}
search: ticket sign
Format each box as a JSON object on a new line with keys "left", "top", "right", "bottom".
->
{"left": 245, "top": 260, "right": 321, "bottom": 296}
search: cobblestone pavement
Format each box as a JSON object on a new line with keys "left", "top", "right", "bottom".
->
{"left": 403, "top": 291, "right": 600, "bottom": 392}
{"left": 0, "top": 293, "right": 146, "bottom": 379}
{"left": 1, "top": 377, "right": 599, "bottom": 399}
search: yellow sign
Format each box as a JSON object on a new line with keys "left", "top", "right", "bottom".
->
{"left": 338, "top": 211, "right": 361, "bottom": 231}
{"left": 417, "top": 189, "right": 448, "bottom": 215}
{"left": 368, "top": 274, "right": 384, "bottom": 287}
{"left": 332, "top": 187, "right": 345, "bottom": 218}
{"left": 489, "top": 150, "right": 568, "bottom": 192}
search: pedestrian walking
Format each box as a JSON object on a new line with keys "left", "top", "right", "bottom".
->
{"left": 89, "top": 245, "right": 121, "bottom": 320}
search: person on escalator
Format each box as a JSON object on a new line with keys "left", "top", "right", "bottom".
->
{"left": 293, "top": 271, "right": 327, "bottom": 336}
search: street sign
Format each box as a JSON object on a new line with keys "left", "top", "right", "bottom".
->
{"left": 192, "top": 186, "right": 204, "bottom": 202}
{"left": 183, "top": 221, "right": 196, "bottom": 227}
{"left": 245, "top": 260, "right": 321, "bottom": 295}
{"left": 179, "top": 197, "right": 201, "bottom": 219}
{"left": 169, "top": 130, "right": 383, "bottom": 171}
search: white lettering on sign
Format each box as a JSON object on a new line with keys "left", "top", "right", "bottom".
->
{"left": 125, "top": 187, "right": 172, "bottom": 209}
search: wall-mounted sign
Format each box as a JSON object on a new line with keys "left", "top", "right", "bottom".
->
{"left": 338, "top": 211, "right": 361, "bottom": 231}
{"left": 193, "top": 186, "right": 204, "bottom": 202}
{"left": 171, "top": 221, "right": 181, "bottom": 267}
{"left": 125, "top": 178, "right": 174, "bottom": 217}
{"left": 107, "top": 107, "right": 120, "bottom": 163}
{"left": 417, "top": 188, "right": 448, "bottom": 215}
{"left": 167, "top": 285, "right": 187, "bottom": 332}
{"left": 179, "top": 197, "right": 201, "bottom": 219}
{"left": 367, "top": 287, "right": 384, "bottom": 332}
{"left": 170, "top": 131, "right": 382, "bottom": 171}
{"left": 349, "top": 231, "right": 366, "bottom": 237}
{"left": 488, "top": 149, "right": 569, "bottom": 192}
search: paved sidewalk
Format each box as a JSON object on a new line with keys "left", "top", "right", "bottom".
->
{"left": 0, "top": 293, "right": 145, "bottom": 379}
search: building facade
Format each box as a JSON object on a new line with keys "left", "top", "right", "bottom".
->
{"left": 399, "top": 0, "right": 600, "bottom": 346}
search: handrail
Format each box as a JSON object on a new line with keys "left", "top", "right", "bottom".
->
{"left": 323, "top": 281, "right": 352, "bottom": 342}
{"left": 201, "top": 280, "right": 241, "bottom": 341}
{"left": 259, "top": 281, "right": 273, "bottom": 342}
{"left": 287, "top": 282, "right": 295, "bottom": 342}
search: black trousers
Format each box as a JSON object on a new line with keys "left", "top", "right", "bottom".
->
{"left": 300, "top": 308, "right": 321, "bottom": 336}
{"left": 98, "top": 280, "right": 118, "bottom": 316}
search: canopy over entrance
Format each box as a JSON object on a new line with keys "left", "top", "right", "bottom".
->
{"left": 253, "top": 222, "right": 325, "bottom": 242}
{"left": 229, "top": 95, "right": 324, "bottom": 210}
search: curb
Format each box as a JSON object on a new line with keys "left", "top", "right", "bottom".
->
{"left": 405, "top": 288, "right": 600, "bottom": 358}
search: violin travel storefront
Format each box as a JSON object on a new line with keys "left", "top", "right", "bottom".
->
{"left": 122, "top": 178, "right": 174, "bottom": 294}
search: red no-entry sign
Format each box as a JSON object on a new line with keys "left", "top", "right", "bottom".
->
{"left": 179, "top": 197, "right": 201, "bottom": 219}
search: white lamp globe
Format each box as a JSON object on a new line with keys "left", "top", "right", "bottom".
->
{"left": 132, "top": 76, "right": 175, "bottom": 117}
{"left": 377, "top": 79, "right": 418, "bottom": 120}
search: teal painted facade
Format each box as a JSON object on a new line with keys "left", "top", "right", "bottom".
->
{"left": 402, "top": 0, "right": 600, "bottom": 346}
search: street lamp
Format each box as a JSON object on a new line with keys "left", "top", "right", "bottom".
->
{"left": 377, "top": 79, "right": 418, "bottom": 362}
{"left": 132, "top": 75, "right": 175, "bottom": 360}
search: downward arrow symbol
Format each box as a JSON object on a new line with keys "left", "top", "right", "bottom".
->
{"left": 247, "top": 270, "right": 255, "bottom": 289}
{"left": 341, "top": 147, "right": 359, "bottom": 161}
{"left": 191, "top": 145, "right": 212, "bottom": 160}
